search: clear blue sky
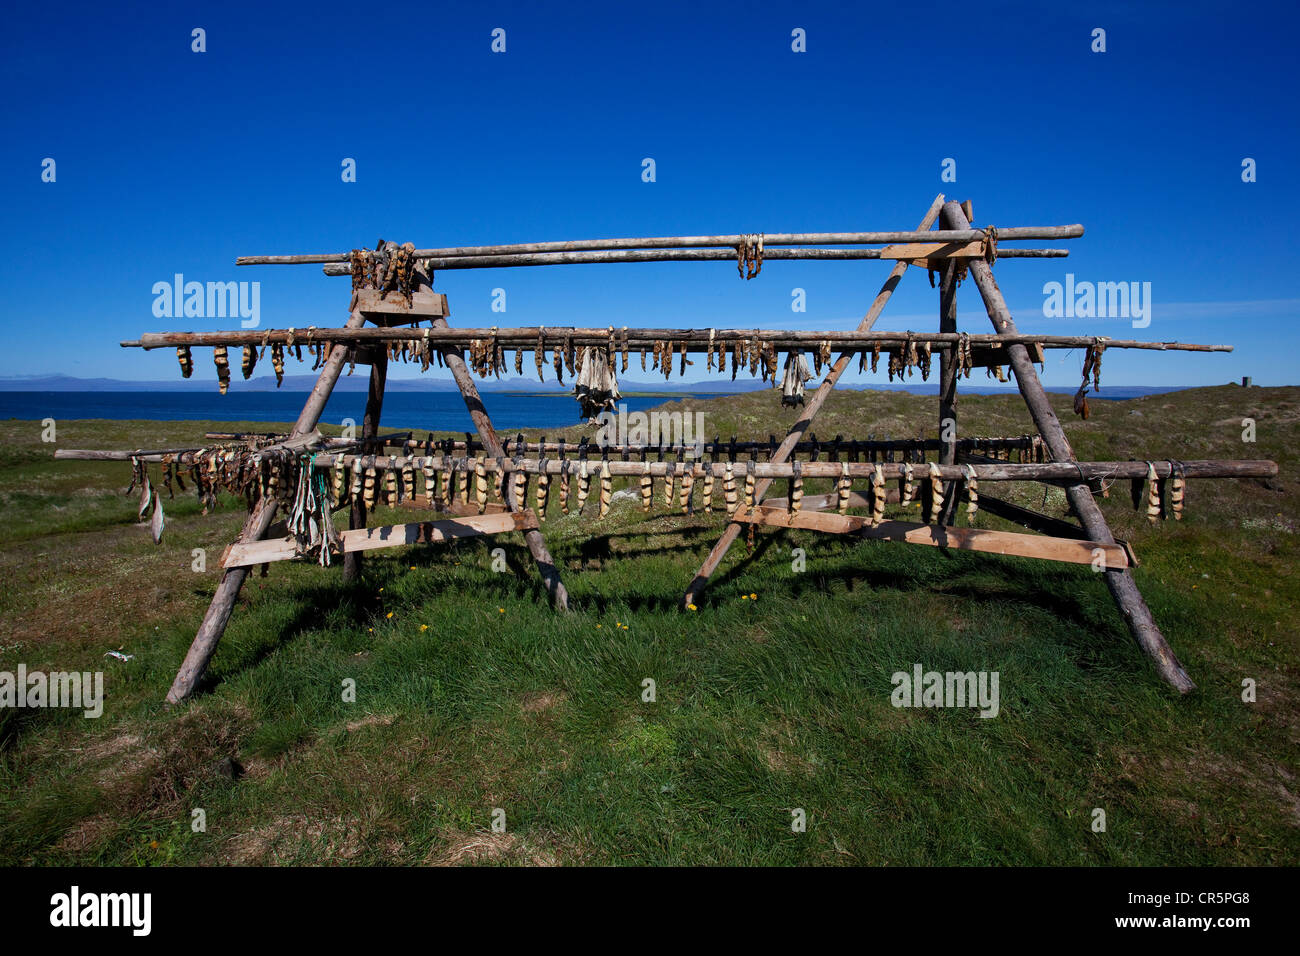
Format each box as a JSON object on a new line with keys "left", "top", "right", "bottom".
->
{"left": 2, "top": 0, "right": 1296, "bottom": 388}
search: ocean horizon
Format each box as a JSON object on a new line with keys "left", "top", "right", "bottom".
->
{"left": 1, "top": 384, "right": 1198, "bottom": 431}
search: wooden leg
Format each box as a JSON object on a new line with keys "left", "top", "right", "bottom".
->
{"left": 682, "top": 193, "right": 947, "bottom": 608}
{"left": 165, "top": 304, "right": 369, "bottom": 704}
{"left": 941, "top": 200, "right": 1194, "bottom": 693}
{"left": 938, "top": 257, "right": 961, "bottom": 524}
{"left": 343, "top": 351, "right": 387, "bottom": 582}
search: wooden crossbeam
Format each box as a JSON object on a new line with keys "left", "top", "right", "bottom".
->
{"left": 355, "top": 289, "right": 449, "bottom": 324}
{"left": 879, "top": 239, "right": 985, "bottom": 263}
{"left": 222, "top": 510, "right": 540, "bottom": 568}
{"left": 733, "top": 505, "right": 1128, "bottom": 569}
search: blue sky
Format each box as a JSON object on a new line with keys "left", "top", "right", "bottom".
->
{"left": 2, "top": 0, "right": 1296, "bottom": 388}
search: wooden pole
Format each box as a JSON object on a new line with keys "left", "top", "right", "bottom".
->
{"left": 318, "top": 246, "right": 1068, "bottom": 274}
{"left": 681, "top": 194, "right": 947, "bottom": 608}
{"left": 238, "top": 225, "right": 1085, "bottom": 265}
{"left": 938, "top": 256, "right": 961, "bottom": 524}
{"left": 940, "top": 200, "right": 1195, "bottom": 694}
{"left": 128, "top": 328, "right": 1232, "bottom": 353}
{"left": 164, "top": 302, "right": 369, "bottom": 704}
{"left": 343, "top": 350, "right": 387, "bottom": 582}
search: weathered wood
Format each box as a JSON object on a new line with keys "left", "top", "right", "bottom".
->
{"left": 238, "top": 225, "right": 1086, "bottom": 266}
{"left": 682, "top": 195, "right": 948, "bottom": 608}
{"left": 165, "top": 301, "right": 371, "bottom": 705}
{"left": 320, "top": 246, "right": 1068, "bottom": 274}
{"left": 941, "top": 200, "right": 1194, "bottom": 694}
{"left": 734, "top": 505, "right": 1129, "bottom": 569}
{"left": 879, "top": 240, "right": 986, "bottom": 260}
{"left": 128, "top": 327, "right": 1230, "bottom": 354}
{"left": 354, "top": 288, "right": 449, "bottom": 320}
{"left": 223, "top": 511, "right": 539, "bottom": 568}
{"left": 938, "top": 257, "right": 960, "bottom": 524}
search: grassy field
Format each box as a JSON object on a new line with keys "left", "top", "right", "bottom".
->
{"left": 0, "top": 384, "right": 1297, "bottom": 866}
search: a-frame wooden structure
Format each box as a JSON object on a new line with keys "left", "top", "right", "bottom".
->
{"left": 57, "top": 194, "right": 1278, "bottom": 700}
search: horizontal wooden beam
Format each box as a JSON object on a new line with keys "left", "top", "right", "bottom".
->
{"left": 221, "top": 510, "right": 539, "bottom": 568}
{"left": 733, "top": 505, "right": 1129, "bottom": 569}
{"left": 123, "top": 327, "right": 1232, "bottom": 355}
{"left": 237, "top": 225, "right": 1086, "bottom": 266}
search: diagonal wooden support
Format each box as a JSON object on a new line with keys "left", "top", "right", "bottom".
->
{"left": 165, "top": 301, "right": 370, "bottom": 703}
{"left": 417, "top": 268, "right": 570, "bottom": 610}
{"left": 940, "top": 200, "right": 1194, "bottom": 693}
{"left": 681, "top": 193, "right": 946, "bottom": 607}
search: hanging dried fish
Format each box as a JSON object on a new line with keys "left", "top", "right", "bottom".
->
{"left": 440, "top": 459, "right": 453, "bottom": 509}
{"left": 781, "top": 353, "right": 812, "bottom": 407}
{"left": 919, "top": 341, "right": 932, "bottom": 380}
{"left": 536, "top": 462, "right": 550, "bottom": 520}
{"left": 576, "top": 460, "right": 591, "bottom": 514}
{"left": 664, "top": 463, "right": 675, "bottom": 508}
{"left": 621, "top": 327, "right": 630, "bottom": 373}
{"left": 214, "top": 346, "right": 231, "bottom": 394}
{"left": 493, "top": 458, "right": 507, "bottom": 503}
{"left": 706, "top": 329, "right": 716, "bottom": 372}
{"left": 963, "top": 464, "right": 979, "bottom": 521}
{"left": 640, "top": 461, "right": 653, "bottom": 512}
{"left": 1170, "top": 463, "right": 1185, "bottom": 520}
{"left": 536, "top": 327, "right": 546, "bottom": 382}
{"left": 928, "top": 462, "right": 944, "bottom": 524}
{"left": 723, "top": 462, "right": 737, "bottom": 516}
{"left": 177, "top": 346, "right": 193, "bottom": 378}
{"left": 1145, "top": 461, "right": 1161, "bottom": 523}
{"left": 790, "top": 460, "right": 804, "bottom": 515}
{"left": 271, "top": 343, "right": 285, "bottom": 386}
{"left": 382, "top": 457, "right": 398, "bottom": 507}
{"left": 598, "top": 460, "right": 612, "bottom": 518}
{"left": 702, "top": 465, "right": 714, "bottom": 513}
{"left": 871, "top": 463, "right": 886, "bottom": 526}
{"left": 459, "top": 458, "right": 471, "bottom": 507}
{"left": 680, "top": 465, "right": 693, "bottom": 514}
{"left": 899, "top": 461, "right": 916, "bottom": 508}
{"left": 363, "top": 458, "right": 378, "bottom": 511}
{"left": 421, "top": 456, "right": 435, "bottom": 502}
{"left": 333, "top": 457, "right": 347, "bottom": 505}
{"left": 513, "top": 460, "right": 527, "bottom": 511}
{"left": 871, "top": 342, "right": 881, "bottom": 374}
{"left": 744, "top": 461, "right": 756, "bottom": 508}
{"left": 401, "top": 456, "right": 415, "bottom": 504}
{"left": 837, "top": 462, "right": 851, "bottom": 515}
{"left": 559, "top": 460, "right": 571, "bottom": 515}
{"left": 475, "top": 456, "right": 488, "bottom": 514}
{"left": 574, "top": 346, "right": 621, "bottom": 423}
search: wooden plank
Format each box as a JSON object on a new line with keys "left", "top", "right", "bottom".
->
{"left": 734, "top": 505, "right": 1128, "bottom": 569}
{"left": 355, "top": 289, "right": 449, "bottom": 322}
{"left": 880, "top": 240, "right": 985, "bottom": 261}
{"left": 222, "top": 510, "right": 539, "bottom": 568}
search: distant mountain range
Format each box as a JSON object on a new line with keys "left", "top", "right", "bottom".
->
{"left": 0, "top": 374, "right": 1203, "bottom": 399}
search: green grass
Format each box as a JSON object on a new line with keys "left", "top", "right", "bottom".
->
{"left": 0, "top": 384, "right": 1297, "bottom": 865}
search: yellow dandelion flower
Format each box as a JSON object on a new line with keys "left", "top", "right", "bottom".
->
{"left": 386, "top": 612, "right": 394, "bottom": 619}
{"left": 420, "top": 624, "right": 429, "bottom": 631}
{"left": 750, "top": 593, "right": 757, "bottom": 600}
{"left": 688, "top": 603, "right": 697, "bottom": 611}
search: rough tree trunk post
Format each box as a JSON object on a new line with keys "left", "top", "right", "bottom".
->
{"left": 938, "top": 255, "right": 961, "bottom": 523}
{"left": 165, "top": 303, "right": 369, "bottom": 704}
{"left": 416, "top": 267, "right": 570, "bottom": 610}
{"left": 343, "top": 349, "right": 387, "bottom": 582}
{"left": 681, "top": 194, "right": 947, "bottom": 608}
{"left": 940, "top": 200, "right": 1195, "bottom": 693}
